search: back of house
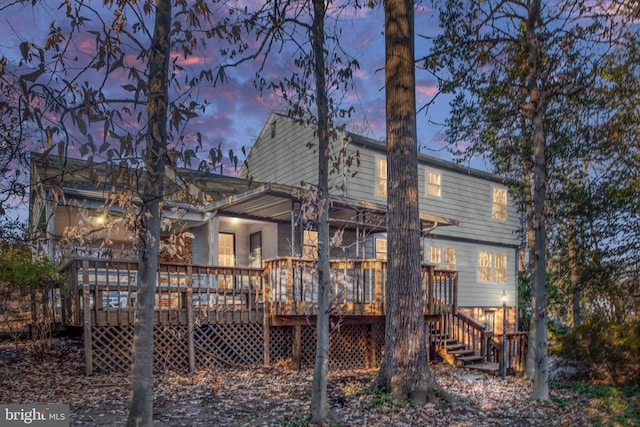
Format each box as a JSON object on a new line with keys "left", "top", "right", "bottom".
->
{"left": 239, "top": 113, "right": 522, "bottom": 330}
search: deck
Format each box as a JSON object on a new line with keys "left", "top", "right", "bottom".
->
{"left": 59, "top": 257, "right": 457, "bottom": 374}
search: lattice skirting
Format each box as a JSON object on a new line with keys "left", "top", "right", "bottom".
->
{"left": 87, "top": 322, "right": 385, "bottom": 372}
{"left": 195, "top": 323, "right": 263, "bottom": 368}
{"left": 269, "top": 323, "right": 385, "bottom": 369}
{"left": 91, "top": 325, "right": 190, "bottom": 372}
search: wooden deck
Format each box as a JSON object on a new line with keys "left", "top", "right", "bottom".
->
{"left": 60, "top": 257, "right": 457, "bottom": 328}
{"left": 59, "top": 257, "right": 458, "bottom": 374}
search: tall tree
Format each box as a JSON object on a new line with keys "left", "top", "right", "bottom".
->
{"left": 424, "top": 0, "right": 627, "bottom": 400}
{"left": 127, "top": 1, "right": 171, "bottom": 425}
{"left": 1, "top": 1, "right": 247, "bottom": 425}
{"left": 375, "top": 0, "right": 434, "bottom": 404}
{"left": 235, "top": 1, "right": 359, "bottom": 421}
{"left": 309, "top": 0, "right": 333, "bottom": 422}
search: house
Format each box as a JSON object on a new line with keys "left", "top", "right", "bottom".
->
{"left": 28, "top": 113, "right": 525, "bottom": 375}
{"left": 239, "top": 113, "right": 522, "bottom": 331}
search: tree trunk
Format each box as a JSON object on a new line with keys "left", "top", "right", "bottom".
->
{"left": 524, "top": 0, "right": 549, "bottom": 401}
{"left": 309, "top": 0, "right": 334, "bottom": 423}
{"left": 375, "top": 0, "right": 434, "bottom": 405}
{"left": 567, "top": 224, "right": 582, "bottom": 327}
{"left": 127, "top": 1, "right": 171, "bottom": 426}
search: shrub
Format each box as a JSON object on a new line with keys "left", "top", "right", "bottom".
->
{"left": 557, "top": 318, "right": 640, "bottom": 386}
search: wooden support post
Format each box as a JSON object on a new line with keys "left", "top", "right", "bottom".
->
{"left": 366, "top": 323, "right": 377, "bottom": 369}
{"left": 263, "top": 269, "right": 271, "bottom": 366}
{"left": 186, "top": 265, "right": 195, "bottom": 372}
{"left": 82, "top": 259, "right": 93, "bottom": 376}
{"left": 291, "top": 324, "right": 301, "bottom": 371}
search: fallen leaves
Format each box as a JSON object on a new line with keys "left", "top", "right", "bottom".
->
{"left": 1, "top": 340, "right": 637, "bottom": 426}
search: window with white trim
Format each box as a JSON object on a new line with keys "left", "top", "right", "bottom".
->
{"left": 492, "top": 187, "right": 507, "bottom": 220}
{"left": 375, "top": 238, "right": 387, "bottom": 260}
{"left": 303, "top": 230, "right": 318, "bottom": 259}
{"left": 376, "top": 157, "right": 387, "bottom": 197}
{"left": 428, "top": 246, "right": 456, "bottom": 270}
{"left": 443, "top": 247, "right": 456, "bottom": 271}
{"left": 494, "top": 253, "right": 507, "bottom": 283}
{"left": 427, "top": 246, "right": 441, "bottom": 265}
{"left": 426, "top": 170, "right": 442, "bottom": 197}
{"left": 478, "top": 251, "right": 507, "bottom": 283}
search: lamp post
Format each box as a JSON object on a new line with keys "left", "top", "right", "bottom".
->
{"left": 501, "top": 290, "right": 507, "bottom": 380}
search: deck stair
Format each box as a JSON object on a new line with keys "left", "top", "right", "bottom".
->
{"left": 432, "top": 332, "right": 485, "bottom": 366}
{"left": 430, "top": 319, "right": 491, "bottom": 372}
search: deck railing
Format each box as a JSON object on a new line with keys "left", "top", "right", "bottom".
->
{"left": 487, "top": 332, "right": 528, "bottom": 374}
{"left": 437, "top": 309, "right": 487, "bottom": 357}
{"left": 60, "top": 257, "right": 457, "bottom": 327}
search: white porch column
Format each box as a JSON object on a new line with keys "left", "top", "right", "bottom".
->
{"left": 208, "top": 215, "right": 219, "bottom": 266}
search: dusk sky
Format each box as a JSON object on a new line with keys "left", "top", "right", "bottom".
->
{"left": 0, "top": 1, "right": 477, "bottom": 176}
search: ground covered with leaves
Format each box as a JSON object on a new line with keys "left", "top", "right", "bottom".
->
{"left": 1, "top": 341, "right": 638, "bottom": 426}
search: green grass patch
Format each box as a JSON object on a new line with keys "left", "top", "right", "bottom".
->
{"left": 551, "top": 381, "right": 640, "bottom": 426}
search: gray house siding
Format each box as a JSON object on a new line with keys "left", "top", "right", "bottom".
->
{"left": 240, "top": 115, "right": 318, "bottom": 187}
{"left": 191, "top": 223, "right": 210, "bottom": 265}
{"left": 424, "top": 237, "right": 518, "bottom": 308}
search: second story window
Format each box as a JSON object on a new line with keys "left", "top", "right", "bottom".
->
{"left": 443, "top": 247, "right": 456, "bottom": 270}
{"left": 492, "top": 187, "right": 507, "bottom": 221}
{"left": 426, "top": 170, "right": 442, "bottom": 197}
{"left": 478, "top": 250, "right": 507, "bottom": 283}
{"left": 428, "top": 246, "right": 456, "bottom": 270}
{"left": 376, "top": 157, "right": 387, "bottom": 197}
{"left": 427, "top": 246, "right": 441, "bottom": 265}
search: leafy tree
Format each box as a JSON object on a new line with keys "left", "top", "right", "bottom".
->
{"left": 374, "top": 0, "right": 434, "bottom": 404}
{"left": 127, "top": 1, "right": 172, "bottom": 425}
{"left": 0, "top": 241, "right": 62, "bottom": 359}
{"left": 424, "top": 0, "right": 630, "bottom": 400}
{"left": 1, "top": 1, "right": 250, "bottom": 425}
{"left": 0, "top": 73, "right": 30, "bottom": 220}
{"left": 232, "top": 0, "right": 360, "bottom": 421}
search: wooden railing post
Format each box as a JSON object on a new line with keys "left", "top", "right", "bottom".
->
{"left": 262, "top": 264, "right": 271, "bottom": 366}
{"left": 81, "top": 259, "right": 93, "bottom": 376}
{"left": 375, "top": 261, "right": 383, "bottom": 314}
{"left": 186, "top": 265, "right": 195, "bottom": 372}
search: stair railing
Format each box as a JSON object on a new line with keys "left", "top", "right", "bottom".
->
{"left": 487, "top": 332, "right": 528, "bottom": 374}
{"left": 438, "top": 308, "right": 488, "bottom": 357}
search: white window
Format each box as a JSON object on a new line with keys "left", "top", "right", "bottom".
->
{"left": 429, "top": 246, "right": 456, "bottom": 270}
{"left": 494, "top": 253, "right": 507, "bottom": 283}
{"left": 303, "top": 230, "right": 318, "bottom": 259}
{"left": 478, "top": 251, "right": 507, "bottom": 283}
{"left": 478, "top": 251, "right": 492, "bottom": 282}
{"left": 376, "top": 157, "right": 387, "bottom": 197}
{"left": 426, "top": 170, "right": 442, "bottom": 197}
{"left": 427, "top": 246, "right": 441, "bottom": 265}
{"left": 443, "top": 247, "right": 456, "bottom": 271}
{"left": 218, "top": 233, "right": 235, "bottom": 267}
{"left": 492, "top": 187, "right": 507, "bottom": 221}
{"left": 375, "top": 238, "right": 387, "bottom": 260}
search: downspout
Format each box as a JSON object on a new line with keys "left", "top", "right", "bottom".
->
{"left": 290, "top": 200, "right": 296, "bottom": 257}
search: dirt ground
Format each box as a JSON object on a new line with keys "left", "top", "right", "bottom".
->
{"left": 1, "top": 340, "right": 638, "bottom": 426}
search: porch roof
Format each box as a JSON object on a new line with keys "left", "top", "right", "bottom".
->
{"left": 208, "top": 182, "right": 459, "bottom": 231}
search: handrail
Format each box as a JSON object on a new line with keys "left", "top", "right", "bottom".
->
{"left": 437, "top": 308, "right": 487, "bottom": 357}
{"left": 61, "top": 257, "right": 459, "bottom": 325}
{"left": 487, "top": 332, "right": 528, "bottom": 374}
{"left": 60, "top": 259, "right": 264, "bottom": 326}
